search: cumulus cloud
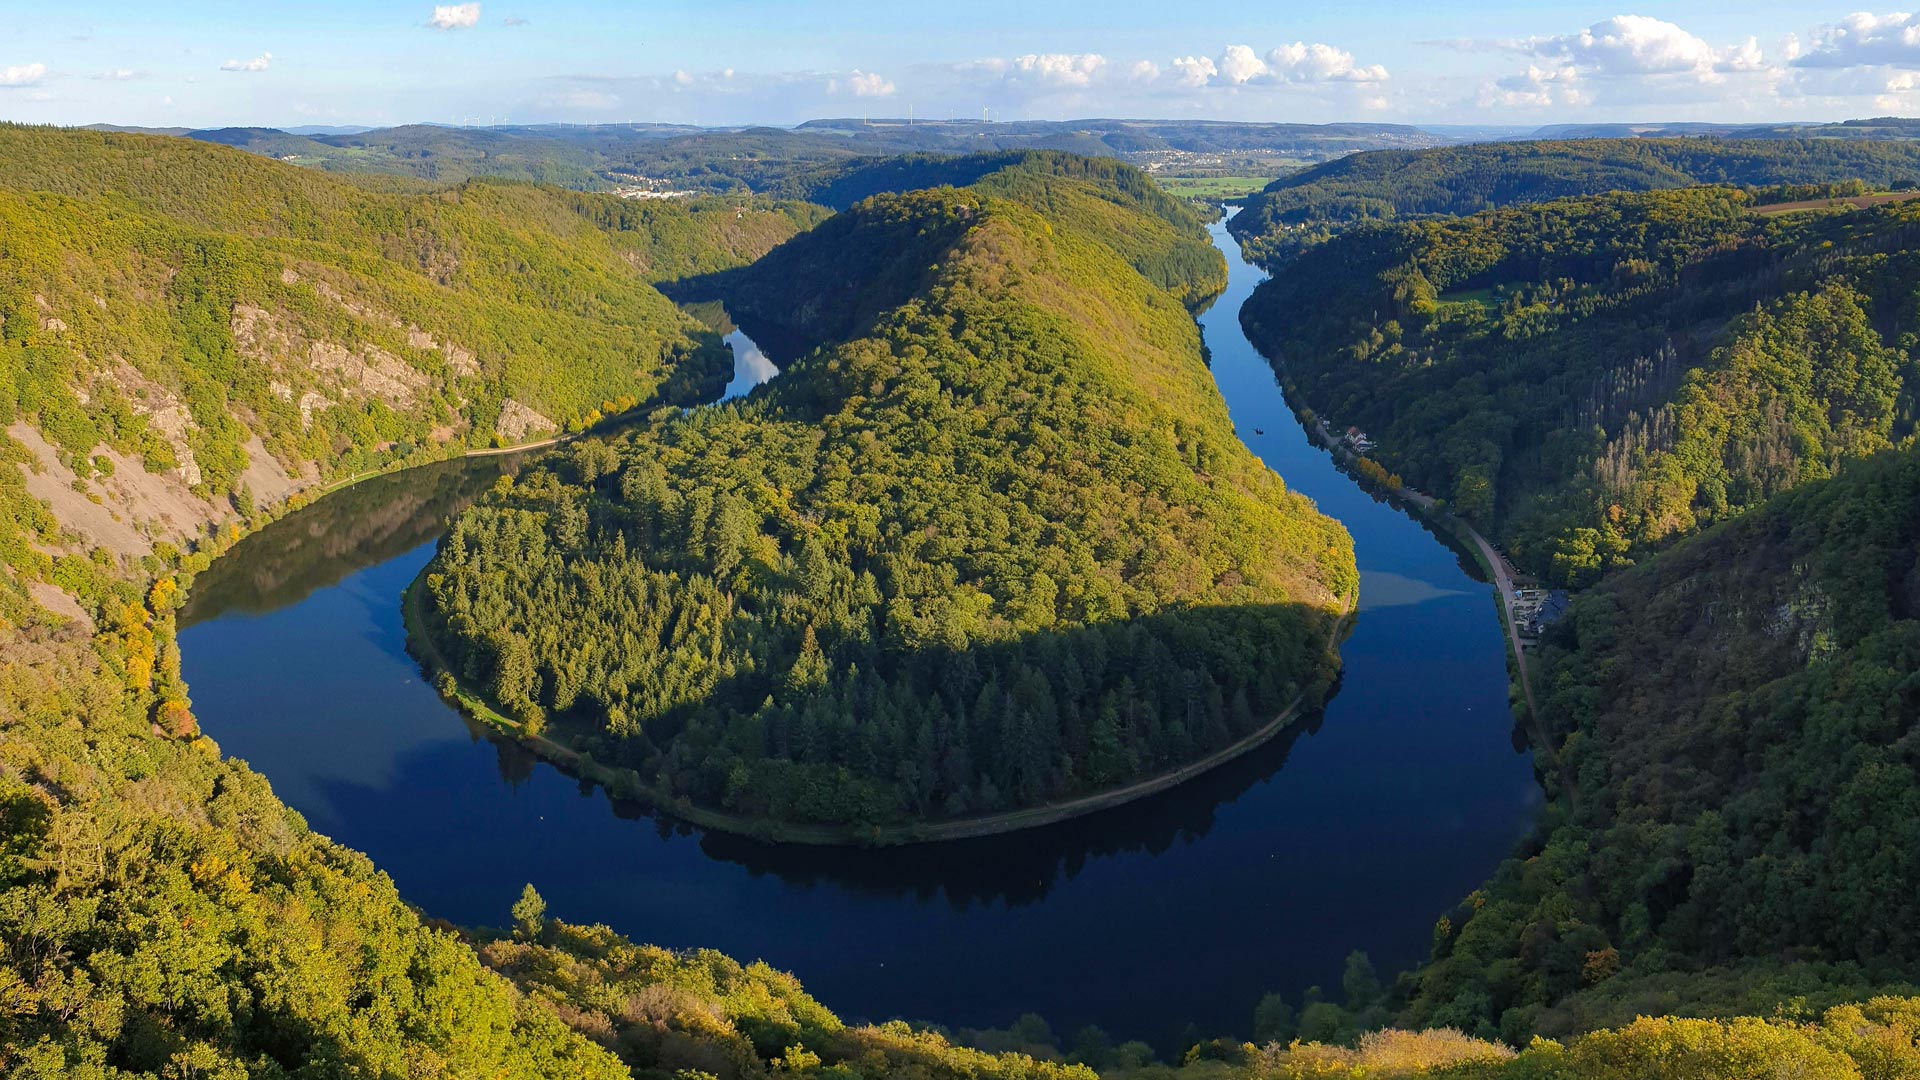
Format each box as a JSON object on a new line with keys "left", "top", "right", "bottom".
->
{"left": 965, "top": 53, "right": 1109, "bottom": 89}
{"left": 829, "top": 69, "right": 896, "bottom": 96}
{"left": 1478, "top": 63, "right": 1585, "bottom": 108}
{"left": 0, "top": 62, "right": 47, "bottom": 87}
{"left": 502, "top": 15, "right": 527, "bottom": 27}
{"left": 429, "top": 3, "right": 482, "bottom": 31}
{"left": 1466, "top": 14, "right": 1798, "bottom": 112}
{"left": 950, "top": 40, "right": 1386, "bottom": 105}
{"left": 1532, "top": 15, "right": 1722, "bottom": 77}
{"left": 1152, "top": 43, "right": 1388, "bottom": 90}
{"left": 1217, "top": 44, "right": 1267, "bottom": 85}
{"left": 1266, "top": 42, "right": 1389, "bottom": 83}
{"left": 1168, "top": 54, "right": 1217, "bottom": 88}
{"left": 93, "top": 68, "right": 140, "bottom": 80}
{"left": 1793, "top": 12, "right": 1920, "bottom": 69}
{"left": 1516, "top": 15, "right": 1770, "bottom": 83}
{"left": 220, "top": 52, "right": 271, "bottom": 73}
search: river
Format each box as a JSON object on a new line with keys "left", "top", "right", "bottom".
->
{"left": 178, "top": 216, "right": 1540, "bottom": 1052}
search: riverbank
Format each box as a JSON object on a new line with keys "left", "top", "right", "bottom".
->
{"left": 403, "top": 559, "right": 1356, "bottom": 846}
{"left": 1296, "top": 410, "right": 1572, "bottom": 792}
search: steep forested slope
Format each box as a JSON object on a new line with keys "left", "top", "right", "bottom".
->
{"left": 1400, "top": 446, "right": 1920, "bottom": 1041}
{"left": 1242, "top": 187, "right": 1920, "bottom": 584}
{"left": 1229, "top": 137, "right": 1920, "bottom": 268}
{"left": 0, "top": 124, "right": 816, "bottom": 627}
{"left": 419, "top": 175, "right": 1355, "bottom": 833}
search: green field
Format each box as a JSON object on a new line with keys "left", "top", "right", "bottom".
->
{"left": 1435, "top": 286, "right": 1500, "bottom": 316}
{"left": 1157, "top": 174, "right": 1278, "bottom": 200}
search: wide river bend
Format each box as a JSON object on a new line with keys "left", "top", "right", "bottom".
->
{"left": 180, "top": 217, "right": 1539, "bottom": 1051}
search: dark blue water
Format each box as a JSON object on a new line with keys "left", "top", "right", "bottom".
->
{"left": 179, "top": 226, "right": 1539, "bottom": 1051}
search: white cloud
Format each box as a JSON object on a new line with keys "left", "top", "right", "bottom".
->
{"left": 1154, "top": 43, "right": 1387, "bottom": 90}
{"left": 502, "top": 15, "right": 527, "bottom": 27}
{"left": 1128, "top": 59, "right": 1160, "bottom": 82}
{"left": 1466, "top": 14, "right": 1804, "bottom": 113}
{"left": 967, "top": 53, "right": 1109, "bottom": 89}
{"left": 1168, "top": 54, "right": 1217, "bottom": 88}
{"left": 429, "top": 3, "right": 482, "bottom": 31}
{"left": 221, "top": 52, "right": 272, "bottom": 73}
{"left": 1537, "top": 15, "right": 1720, "bottom": 77}
{"left": 1793, "top": 12, "right": 1920, "bottom": 69}
{"left": 829, "top": 69, "right": 896, "bottom": 97}
{"left": 0, "top": 62, "right": 48, "bottom": 87}
{"left": 1217, "top": 44, "right": 1268, "bottom": 85}
{"left": 1478, "top": 63, "right": 1585, "bottom": 108}
{"left": 92, "top": 68, "right": 139, "bottom": 81}
{"left": 1265, "top": 42, "right": 1389, "bottom": 83}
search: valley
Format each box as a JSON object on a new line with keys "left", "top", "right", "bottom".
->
{"left": 7, "top": 105, "right": 1920, "bottom": 1079}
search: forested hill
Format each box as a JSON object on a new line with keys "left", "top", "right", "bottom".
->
{"left": 1228, "top": 137, "right": 1920, "bottom": 268}
{"left": 1241, "top": 186, "right": 1920, "bottom": 585}
{"left": 420, "top": 170, "right": 1357, "bottom": 834}
{"left": 0, "top": 124, "right": 819, "bottom": 628}
{"left": 725, "top": 151, "right": 1229, "bottom": 319}
{"left": 1400, "top": 445, "right": 1920, "bottom": 1041}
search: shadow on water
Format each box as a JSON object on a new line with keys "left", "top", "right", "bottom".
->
{"left": 182, "top": 454, "right": 530, "bottom": 627}
{"left": 440, "top": 689, "right": 1330, "bottom": 911}
{"left": 689, "top": 707, "right": 1329, "bottom": 908}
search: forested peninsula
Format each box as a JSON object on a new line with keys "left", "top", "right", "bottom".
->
{"left": 415, "top": 157, "right": 1356, "bottom": 837}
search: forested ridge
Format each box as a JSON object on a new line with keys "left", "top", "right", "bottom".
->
{"left": 1241, "top": 186, "right": 1920, "bottom": 584}
{"left": 1230, "top": 146, "right": 1920, "bottom": 1058}
{"left": 1396, "top": 446, "right": 1920, "bottom": 1044}
{"left": 419, "top": 164, "right": 1356, "bottom": 832}
{"left": 1228, "top": 137, "right": 1920, "bottom": 268}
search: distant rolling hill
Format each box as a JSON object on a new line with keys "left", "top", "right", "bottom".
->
{"left": 130, "top": 118, "right": 1457, "bottom": 195}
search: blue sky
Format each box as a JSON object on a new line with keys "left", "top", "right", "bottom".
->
{"left": 6, "top": 1, "right": 1920, "bottom": 128}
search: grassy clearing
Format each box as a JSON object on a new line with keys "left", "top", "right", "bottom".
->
{"left": 1752, "top": 190, "right": 1920, "bottom": 215}
{"left": 1436, "top": 286, "right": 1500, "bottom": 316}
{"left": 1157, "top": 175, "right": 1277, "bottom": 200}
